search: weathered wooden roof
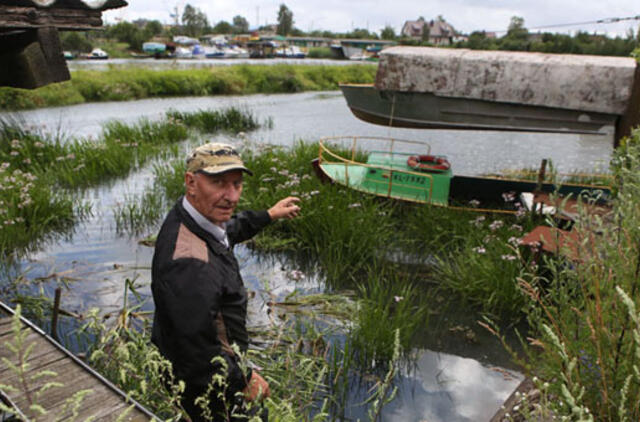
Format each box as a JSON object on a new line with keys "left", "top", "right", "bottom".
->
{"left": 1, "top": 0, "right": 126, "bottom": 11}
{"left": 376, "top": 46, "right": 638, "bottom": 115}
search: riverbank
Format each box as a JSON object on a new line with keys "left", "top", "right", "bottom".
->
{"left": 0, "top": 64, "right": 376, "bottom": 111}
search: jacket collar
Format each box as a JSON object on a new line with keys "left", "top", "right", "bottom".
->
{"left": 175, "top": 196, "right": 229, "bottom": 256}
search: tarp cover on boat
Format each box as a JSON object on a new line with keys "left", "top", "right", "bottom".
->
{"left": 375, "top": 46, "right": 638, "bottom": 115}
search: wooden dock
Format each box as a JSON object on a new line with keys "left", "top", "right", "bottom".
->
{"left": 0, "top": 302, "right": 157, "bottom": 421}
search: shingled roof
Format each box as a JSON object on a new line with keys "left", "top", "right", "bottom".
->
{"left": 0, "top": 0, "right": 128, "bottom": 88}
{"left": 1, "top": 0, "right": 126, "bottom": 11}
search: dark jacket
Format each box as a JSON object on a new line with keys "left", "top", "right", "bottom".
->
{"left": 151, "top": 197, "right": 271, "bottom": 395}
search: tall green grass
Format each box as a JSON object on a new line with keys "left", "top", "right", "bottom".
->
{"left": 497, "top": 129, "right": 640, "bottom": 420}
{"left": 166, "top": 107, "right": 260, "bottom": 134}
{"left": 0, "top": 107, "right": 261, "bottom": 255}
{"left": 0, "top": 64, "right": 377, "bottom": 111}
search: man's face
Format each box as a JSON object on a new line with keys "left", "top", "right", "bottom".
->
{"left": 185, "top": 170, "right": 244, "bottom": 226}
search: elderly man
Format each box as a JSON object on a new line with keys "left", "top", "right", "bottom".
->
{"left": 151, "top": 143, "right": 300, "bottom": 421}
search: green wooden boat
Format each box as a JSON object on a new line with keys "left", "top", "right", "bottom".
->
{"left": 314, "top": 136, "right": 612, "bottom": 213}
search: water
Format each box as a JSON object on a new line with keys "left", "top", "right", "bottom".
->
{"left": 0, "top": 91, "right": 615, "bottom": 421}
{"left": 67, "top": 58, "right": 369, "bottom": 71}
{"left": 12, "top": 91, "right": 614, "bottom": 176}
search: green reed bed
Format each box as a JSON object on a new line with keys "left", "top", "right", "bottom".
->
{"left": 500, "top": 132, "right": 640, "bottom": 420}
{"left": 166, "top": 107, "right": 261, "bottom": 134}
{"left": 429, "top": 213, "right": 538, "bottom": 319}
{"left": 0, "top": 64, "right": 377, "bottom": 111}
{"left": 0, "top": 107, "right": 260, "bottom": 255}
{"left": 0, "top": 124, "right": 80, "bottom": 255}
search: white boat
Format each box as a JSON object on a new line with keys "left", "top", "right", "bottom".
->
{"left": 174, "top": 46, "right": 193, "bottom": 59}
{"left": 223, "top": 46, "right": 249, "bottom": 58}
{"left": 87, "top": 48, "right": 108, "bottom": 60}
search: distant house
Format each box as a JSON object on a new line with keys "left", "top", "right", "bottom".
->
{"left": 401, "top": 17, "right": 458, "bottom": 46}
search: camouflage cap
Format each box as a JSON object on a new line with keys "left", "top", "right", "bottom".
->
{"left": 186, "top": 143, "right": 253, "bottom": 176}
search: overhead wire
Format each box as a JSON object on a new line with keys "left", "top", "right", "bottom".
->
{"left": 485, "top": 14, "right": 640, "bottom": 34}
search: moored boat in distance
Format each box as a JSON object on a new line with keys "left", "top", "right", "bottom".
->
{"left": 313, "top": 136, "right": 611, "bottom": 213}
{"left": 86, "top": 48, "right": 108, "bottom": 60}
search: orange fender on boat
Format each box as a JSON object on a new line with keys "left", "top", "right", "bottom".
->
{"left": 407, "top": 155, "right": 451, "bottom": 172}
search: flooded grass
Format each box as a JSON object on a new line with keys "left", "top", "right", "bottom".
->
{"left": 0, "top": 64, "right": 377, "bottom": 111}
{"left": 0, "top": 107, "right": 261, "bottom": 255}
{"left": 166, "top": 107, "right": 261, "bottom": 134}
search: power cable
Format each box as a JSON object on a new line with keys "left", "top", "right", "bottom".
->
{"left": 485, "top": 14, "right": 640, "bottom": 34}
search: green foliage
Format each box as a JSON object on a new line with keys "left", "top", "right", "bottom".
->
{"left": 510, "top": 128, "right": 640, "bottom": 419}
{"left": 166, "top": 107, "right": 260, "bottom": 134}
{"left": 306, "top": 47, "right": 333, "bottom": 59}
{"left": 232, "top": 15, "right": 249, "bottom": 34}
{"left": 0, "top": 107, "right": 260, "bottom": 255}
{"left": 181, "top": 4, "right": 210, "bottom": 37}
{"left": 0, "top": 65, "right": 377, "bottom": 111}
{"left": 351, "top": 275, "right": 427, "bottom": 367}
{"left": 380, "top": 26, "right": 396, "bottom": 40}
{"left": 0, "top": 305, "right": 95, "bottom": 421}
{"left": 277, "top": 4, "right": 294, "bottom": 36}
{"left": 346, "top": 28, "right": 379, "bottom": 40}
{"left": 212, "top": 20, "right": 232, "bottom": 34}
{"left": 456, "top": 17, "right": 639, "bottom": 56}
{"left": 59, "top": 31, "right": 92, "bottom": 53}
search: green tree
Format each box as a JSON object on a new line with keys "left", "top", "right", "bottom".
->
{"left": 144, "top": 20, "right": 163, "bottom": 38}
{"left": 60, "top": 31, "right": 92, "bottom": 52}
{"left": 421, "top": 22, "right": 430, "bottom": 43}
{"left": 212, "top": 20, "right": 232, "bottom": 34}
{"left": 106, "top": 21, "right": 145, "bottom": 50}
{"left": 500, "top": 16, "right": 529, "bottom": 51}
{"left": 381, "top": 25, "right": 395, "bottom": 40}
{"left": 232, "top": 15, "right": 249, "bottom": 34}
{"left": 277, "top": 4, "right": 294, "bottom": 36}
{"left": 182, "top": 4, "right": 209, "bottom": 37}
{"left": 346, "top": 28, "right": 377, "bottom": 39}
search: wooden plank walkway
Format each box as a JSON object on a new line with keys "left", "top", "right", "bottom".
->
{"left": 0, "top": 304, "right": 157, "bottom": 421}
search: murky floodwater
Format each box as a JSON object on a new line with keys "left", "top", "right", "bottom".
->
{"left": 1, "top": 91, "right": 614, "bottom": 421}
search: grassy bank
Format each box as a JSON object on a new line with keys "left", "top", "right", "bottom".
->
{"left": 0, "top": 64, "right": 376, "bottom": 110}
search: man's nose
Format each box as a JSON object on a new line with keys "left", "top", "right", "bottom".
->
{"left": 223, "top": 184, "right": 241, "bottom": 202}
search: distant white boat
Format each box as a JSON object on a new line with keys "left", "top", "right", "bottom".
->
{"left": 87, "top": 48, "right": 108, "bottom": 60}
{"left": 223, "top": 46, "right": 249, "bottom": 58}
{"left": 275, "top": 45, "right": 306, "bottom": 58}
{"left": 174, "top": 46, "right": 193, "bottom": 59}
{"left": 204, "top": 46, "right": 225, "bottom": 58}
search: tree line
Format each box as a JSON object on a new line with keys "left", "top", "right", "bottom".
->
{"left": 60, "top": 5, "right": 640, "bottom": 59}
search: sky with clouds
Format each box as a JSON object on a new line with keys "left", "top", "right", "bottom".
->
{"left": 104, "top": 1, "right": 640, "bottom": 37}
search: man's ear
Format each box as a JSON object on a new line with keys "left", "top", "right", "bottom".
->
{"left": 185, "top": 172, "right": 196, "bottom": 195}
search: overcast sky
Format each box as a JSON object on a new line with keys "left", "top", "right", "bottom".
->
{"left": 104, "top": 1, "right": 640, "bottom": 37}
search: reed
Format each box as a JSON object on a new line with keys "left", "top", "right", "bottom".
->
{"left": 0, "top": 65, "right": 377, "bottom": 111}
{"left": 0, "top": 107, "right": 261, "bottom": 255}
{"left": 431, "top": 213, "right": 536, "bottom": 319}
{"left": 166, "top": 107, "right": 260, "bottom": 134}
{"left": 113, "top": 190, "right": 165, "bottom": 235}
{"left": 350, "top": 273, "right": 428, "bottom": 368}
{"left": 502, "top": 129, "right": 640, "bottom": 419}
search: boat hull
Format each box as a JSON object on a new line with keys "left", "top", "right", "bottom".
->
{"left": 340, "top": 84, "right": 617, "bottom": 136}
